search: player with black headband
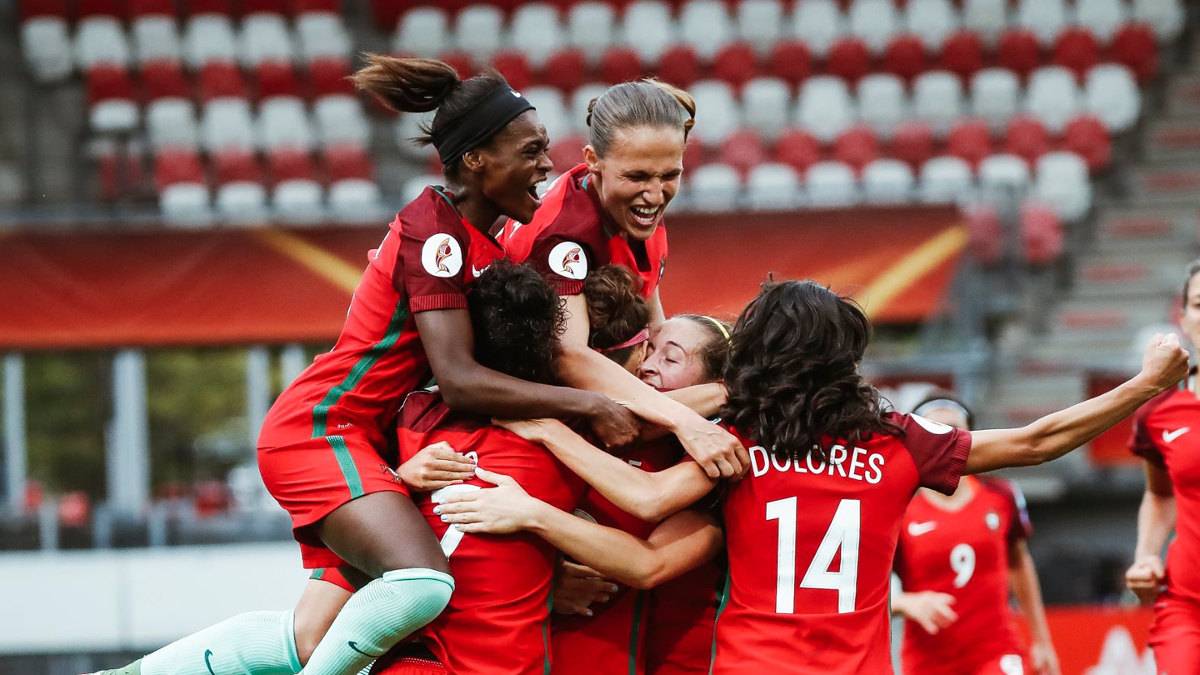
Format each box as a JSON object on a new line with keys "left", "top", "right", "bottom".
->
{"left": 86, "top": 55, "right": 636, "bottom": 675}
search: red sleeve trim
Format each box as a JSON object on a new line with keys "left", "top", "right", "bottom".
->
{"left": 410, "top": 293, "right": 469, "bottom": 313}
{"left": 550, "top": 278, "right": 585, "bottom": 296}
{"left": 935, "top": 430, "right": 972, "bottom": 496}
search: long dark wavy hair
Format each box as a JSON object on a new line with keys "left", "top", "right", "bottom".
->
{"left": 720, "top": 280, "right": 900, "bottom": 462}
{"left": 468, "top": 260, "right": 565, "bottom": 384}
{"left": 584, "top": 264, "right": 650, "bottom": 365}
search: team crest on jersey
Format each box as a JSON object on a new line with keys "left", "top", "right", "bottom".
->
{"left": 421, "top": 235, "right": 464, "bottom": 278}
{"left": 549, "top": 241, "right": 588, "bottom": 280}
{"left": 985, "top": 511, "right": 1001, "bottom": 530}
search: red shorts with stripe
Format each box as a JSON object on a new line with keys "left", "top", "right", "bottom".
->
{"left": 259, "top": 429, "right": 409, "bottom": 569}
{"left": 370, "top": 649, "right": 447, "bottom": 675}
{"left": 1149, "top": 590, "right": 1200, "bottom": 674}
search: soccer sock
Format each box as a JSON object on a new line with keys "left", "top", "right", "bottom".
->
{"left": 125, "top": 610, "right": 302, "bottom": 675}
{"left": 298, "top": 568, "right": 453, "bottom": 675}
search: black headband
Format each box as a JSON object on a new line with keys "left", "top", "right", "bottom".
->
{"left": 431, "top": 85, "right": 535, "bottom": 165}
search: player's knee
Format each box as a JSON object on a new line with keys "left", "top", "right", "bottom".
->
{"left": 379, "top": 568, "right": 455, "bottom": 629}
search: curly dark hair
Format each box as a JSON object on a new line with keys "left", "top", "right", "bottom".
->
{"left": 720, "top": 280, "right": 900, "bottom": 462}
{"left": 583, "top": 264, "right": 650, "bottom": 366}
{"left": 468, "top": 259, "right": 565, "bottom": 384}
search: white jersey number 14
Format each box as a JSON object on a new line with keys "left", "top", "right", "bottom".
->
{"left": 766, "top": 497, "right": 861, "bottom": 614}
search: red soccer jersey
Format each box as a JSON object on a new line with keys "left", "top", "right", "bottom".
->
{"left": 259, "top": 187, "right": 505, "bottom": 451}
{"left": 644, "top": 557, "right": 725, "bottom": 675}
{"left": 499, "top": 163, "right": 668, "bottom": 299}
{"left": 711, "top": 413, "right": 972, "bottom": 675}
{"left": 1131, "top": 376, "right": 1200, "bottom": 602}
{"left": 894, "top": 476, "right": 1033, "bottom": 675}
{"left": 378, "top": 391, "right": 587, "bottom": 675}
{"left": 553, "top": 438, "right": 682, "bottom": 675}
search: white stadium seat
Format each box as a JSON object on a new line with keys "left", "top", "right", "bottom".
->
{"left": 570, "top": 83, "right": 608, "bottom": 135}
{"left": 848, "top": 0, "right": 901, "bottom": 55}
{"left": 1084, "top": 64, "right": 1141, "bottom": 133}
{"left": 793, "top": 0, "right": 842, "bottom": 59}
{"left": 567, "top": 2, "right": 616, "bottom": 62}
{"left": 147, "top": 98, "right": 199, "bottom": 150}
{"left": 622, "top": 1, "right": 676, "bottom": 63}
{"left": 913, "top": 70, "right": 964, "bottom": 138}
{"left": 395, "top": 112, "right": 435, "bottom": 160}
{"left": 522, "top": 86, "right": 570, "bottom": 146}
{"left": 455, "top": 4, "right": 505, "bottom": 61}
{"left": 962, "top": 0, "right": 1008, "bottom": 46}
{"left": 184, "top": 15, "right": 238, "bottom": 69}
{"left": 737, "top": 0, "right": 785, "bottom": 55}
{"left": 745, "top": 163, "right": 801, "bottom": 210}
{"left": 314, "top": 95, "right": 370, "bottom": 148}
{"left": 1025, "top": 66, "right": 1081, "bottom": 135}
{"left": 1016, "top": 0, "right": 1069, "bottom": 48}
{"left": 509, "top": 3, "right": 564, "bottom": 68}
{"left": 393, "top": 7, "right": 449, "bottom": 59}
{"left": 978, "top": 153, "right": 1032, "bottom": 199}
{"left": 679, "top": 0, "right": 734, "bottom": 61}
{"left": 691, "top": 80, "right": 742, "bottom": 145}
{"left": 216, "top": 182, "right": 270, "bottom": 224}
{"left": 257, "top": 96, "right": 315, "bottom": 151}
{"left": 75, "top": 16, "right": 130, "bottom": 69}
{"left": 160, "top": 183, "right": 212, "bottom": 227}
{"left": 857, "top": 73, "right": 908, "bottom": 140}
{"left": 1132, "top": 0, "right": 1185, "bottom": 41}
{"left": 273, "top": 179, "right": 325, "bottom": 225}
{"left": 402, "top": 174, "right": 443, "bottom": 203}
{"left": 202, "top": 97, "right": 256, "bottom": 151}
{"left": 806, "top": 161, "right": 859, "bottom": 208}
{"left": 22, "top": 17, "right": 73, "bottom": 83}
{"left": 687, "top": 163, "right": 742, "bottom": 212}
{"left": 862, "top": 159, "right": 915, "bottom": 204}
{"left": 1035, "top": 151, "right": 1092, "bottom": 221}
{"left": 132, "top": 16, "right": 182, "bottom": 65}
{"left": 741, "top": 77, "right": 792, "bottom": 142}
{"left": 970, "top": 68, "right": 1021, "bottom": 133}
{"left": 91, "top": 99, "right": 139, "bottom": 134}
{"left": 328, "top": 179, "right": 385, "bottom": 223}
{"left": 296, "top": 12, "right": 352, "bottom": 63}
{"left": 1075, "top": 0, "right": 1128, "bottom": 44}
{"left": 919, "top": 156, "right": 974, "bottom": 203}
{"left": 239, "top": 13, "right": 294, "bottom": 67}
{"left": 797, "top": 76, "right": 856, "bottom": 144}
{"left": 905, "top": 0, "right": 960, "bottom": 51}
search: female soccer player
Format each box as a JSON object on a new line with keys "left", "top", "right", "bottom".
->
{"left": 893, "top": 392, "right": 1060, "bottom": 675}
{"left": 500, "top": 79, "right": 749, "bottom": 481}
{"left": 1126, "top": 258, "right": 1200, "bottom": 673}
{"left": 88, "top": 55, "right": 637, "bottom": 675}
{"left": 440, "top": 279, "right": 1189, "bottom": 675}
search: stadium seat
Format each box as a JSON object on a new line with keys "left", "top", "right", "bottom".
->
{"left": 510, "top": 3, "right": 564, "bottom": 69}
{"left": 310, "top": 57, "right": 353, "bottom": 97}
{"left": 978, "top": 153, "right": 1032, "bottom": 200}
{"left": 325, "top": 145, "right": 375, "bottom": 182}
{"left": 1016, "top": 0, "right": 1068, "bottom": 48}
{"left": 20, "top": 0, "right": 68, "bottom": 21}
{"left": 797, "top": 76, "right": 855, "bottom": 144}
{"left": 239, "top": 13, "right": 294, "bottom": 67}
{"left": 945, "top": 118, "right": 992, "bottom": 169}
{"left": 569, "top": 83, "right": 607, "bottom": 134}
{"left": 549, "top": 132, "right": 586, "bottom": 170}
{"left": 371, "top": 0, "right": 405, "bottom": 31}
{"left": 132, "top": 15, "right": 182, "bottom": 65}
{"left": 254, "top": 61, "right": 300, "bottom": 99}
{"left": 1052, "top": 28, "right": 1101, "bottom": 79}
{"left": 793, "top": 0, "right": 842, "bottom": 59}
{"left": 1132, "top": 0, "right": 1185, "bottom": 41}
{"left": 806, "top": 161, "right": 859, "bottom": 207}
{"left": 273, "top": 179, "right": 325, "bottom": 224}
{"left": 1063, "top": 114, "right": 1112, "bottom": 172}
{"left": 891, "top": 121, "right": 935, "bottom": 168}
{"left": 402, "top": 174, "right": 444, "bottom": 203}
{"left": 964, "top": 203, "right": 1003, "bottom": 265}
{"left": 882, "top": 35, "right": 927, "bottom": 84}
{"left": 913, "top": 70, "right": 964, "bottom": 138}
{"left": 712, "top": 43, "right": 757, "bottom": 90}
{"left": 768, "top": 40, "right": 812, "bottom": 87}
{"left": 918, "top": 155, "right": 973, "bottom": 203}
{"left": 962, "top": 0, "right": 1008, "bottom": 47}
{"left": 129, "top": 0, "right": 175, "bottom": 19}
{"left": 848, "top": 0, "right": 900, "bottom": 56}
{"left": 394, "top": 111, "right": 436, "bottom": 160}
{"left": 86, "top": 65, "right": 139, "bottom": 133}
{"left": 75, "top": 16, "right": 131, "bottom": 70}
{"left": 523, "top": 86, "right": 570, "bottom": 143}
{"left": 622, "top": 1, "right": 675, "bottom": 64}
{"left": 1004, "top": 115, "right": 1050, "bottom": 166}
{"left": 491, "top": 50, "right": 533, "bottom": 92}
{"left": 142, "top": 60, "right": 190, "bottom": 101}
{"left": 718, "top": 129, "right": 767, "bottom": 176}
{"left": 242, "top": 0, "right": 287, "bottom": 16}
{"left": 296, "top": 12, "right": 352, "bottom": 64}
{"left": 833, "top": 125, "right": 880, "bottom": 173}
{"left": 394, "top": 7, "right": 449, "bottom": 59}
{"left": 213, "top": 150, "right": 269, "bottom": 223}
{"left": 679, "top": 0, "right": 733, "bottom": 61}
{"left": 939, "top": 31, "right": 984, "bottom": 82}
{"left": 1035, "top": 151, "right": 1092, "bottom": 221}
{"left": 828, "top": 37, "right": 871, "bottom": 83}
{"left": 658, "top": 44, "right": 701, "bottom": 89}
{"left": 862, "top": 158, "right": 915, "bottom": 204}
{"left": 1025, "top": 66, "right": 1082, "bottom": 135}
{"left": 599, "top": 46, "right": 643, "bottom": 84}
{"left": 567, "top": 2, "right": 616, "bottom": 63}
{"left": 202, "top": 97, "right": 256, "bottom": 151}
{"left": 970, "top": 68, "right": 1021, "bottom": 134}
{"left": 1111, "top": 23, "right": 1159, "bottom": 83}
{"left": 185, "top": 0, "right": 233, "bottom": 16}
{"left": 690, "top": 80, "right": 742, "bottom": 145}
{"left": 21, "top": 17, "right": 73, "bottom": 82}
{"left": 213, "top": 149, "right": 262, "bottom": 184}
{"left": 682, "top": 136, "right": 704, "bottom": 170}
{"left": 541, "top": 48, "right": 587, "bottom": 92}
{"left": 745, "top": 163, "right": 801, "bottom": 210}
{"left": 857, "top": 73, "right": 908, "bottom": 140}
{"left": 147, "top": 98, "right": 199, "bottom": 150}
{"left": 198, "top": 61, "right": 247, "bottom": 102}
{"left": 184, "top": 15, "right": 238, "bottom": 69}
{"left": 258, "top": 96, "right": 316, "bottom": 151}
{"left": 905, "top": 0, "right": 959, "bottom": 52}
{"left": 328, "top": 179, "right": 384, "bottom": 223}
{"left": 995, "top": 28, "right": 1041, "bottom": 79}
{"left": 737, "top": 0, "right": 784, "bottom": 56}
{"left": 455, "top": 5, "right": 505, "bottom": 61}
{"left": 314, "top": 95, "right": 370, "bottom": 148}
{"left": 1076, "top": 0, "right": 1128, "bottom": 44}
{"left": 1021, "top": 201, "right": 1064, "bottom": 265}
{"left": 296, "top": 0, "right": 342, "bottom": 13}
{"left": 774, "top": 128, "right": 822, "bottom": 173}
{"left": 78, "top": 0, "right": 122, "bottom": 19}
{"left": 742, "top": 77, "right": 792, "bottom": 141}
{"left": 1085, "top": 64, "right": 1141, "bottom": 133}
{"left": 687, "top": 163, "right": 742, "bottom": 211}
{"left": 156, "top": 149, "right": 210, "bottom": 223}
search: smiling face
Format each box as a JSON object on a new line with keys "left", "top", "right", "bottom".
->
{"left": 638, "top": 317, "right": 712, "bottom": 390}
{"left": 585, "top": 125, "right": 685, "bottom": 242}
{"left": 473, "top": 110, "right": 553, "bottom": 224}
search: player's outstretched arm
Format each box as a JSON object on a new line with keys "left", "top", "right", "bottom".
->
{"left": 964, "top": 333, "right": 1189, "bottom": 474}
{"left": 437, "top": 468, "right": 723, "bottom": 589}
{"left": 1126, "top": 461, "right": 1176, "bottom": 605}
{"left": 1008, "top": 540, "right": 1060, "bottom": 675}
{"left": 496, "top": 418, "right": 717, "bottom": 522}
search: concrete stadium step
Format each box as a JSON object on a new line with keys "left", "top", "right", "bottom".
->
{"left": 1166, "top": 73, "right": 1200, "bottom": 116}
{"left": 1147, "top": 116, "right": 1200, "bottom": 161}
{"left": 1095, "top": 207, "right": 1197, "bottom": 250}
{"left": 1128, "top": 164, "right": 1200, "bottom": 205}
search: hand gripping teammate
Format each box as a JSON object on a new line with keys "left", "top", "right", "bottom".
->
{"left": 86, "top": 56, "right": 635, "bottom": 675}
{"left": 438, "top": 280, "right": 1189, "bottom": 675}
{"left": 499, "top": 79, "right": 750, "bottom": 480}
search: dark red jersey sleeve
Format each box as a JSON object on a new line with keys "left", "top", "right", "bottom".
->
{"left": 895, "top": 412, "right": 972, "bottom": 495}
{"left": 982, "top": 476, "right": 1033, "bottom": 543}
{"left": 1130, "top": 390, "right": 1172, "bottom": 469}
{"left": 524, "top": 232, "right": 595, "bottom": 296}
{"left": 395, "top": 190, "right": 471, "bottom": 313}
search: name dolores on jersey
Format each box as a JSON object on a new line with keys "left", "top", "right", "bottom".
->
{"left": 747, "top": 444, "right": 886, "bottom": 485}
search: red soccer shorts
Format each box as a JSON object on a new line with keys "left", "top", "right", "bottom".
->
{"left": 1149, "top": 590, "right": 1200, "bottom": 674}
{"left": 370, "top": 652, "right": 447, "bottom": 675}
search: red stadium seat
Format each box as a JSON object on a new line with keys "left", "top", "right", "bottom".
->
{"left": 268, "top": 148, "right": 317, "bottom": 183}
{"left": 78, "top": 0, "right": 122, "bottom": 19}
{"left": 241, "top": 0, "right": 287, "bottom": 16}
{"left": 213, "top": 149, "right": 263, "bottom": 184}
{"left": 1004, "top": 115, "right": 1050, "bottom": 165}
{"left": 491, "top": 50, "right": 533, "bottom": 92}
{"left": 20, "top": 0, "right": 69, "bottom": 21}
{"left": 198, "top": 61, "right": 247, "bottom": 101}
{"left": 549, "top": 132, "right": 586, "bottom": 173}
{"left": 768, "top": 40, "right": 812, "bottom": 87}
{"left": 309, "top": 57, "right": 354, "bottom": 97}
{"left": 890, "top": 121, "right": 934, "bottom": 168}
{"left": 828, "top": 37, "right": 871, "bottom": 83}
{"left": 1111, "top": 23, "right": 1159, "bottom": 84}
{"left": 436, "top": 51, "right": 476, "bottom": 81}
{"left": 712, "top": 43, "right": 758, "bottom": 90}
{"left": 1021, "top": 202, "right": 1063, "bottom": 266}
{"left": 996, "top": 29, "right": 1041, "bottom": 79}
{"left": 127, "top": 0, "right": 175, "bottom": 18}
{"left": 185, "top": 0, "right": 232, "bottom": 16}
{"left": 255, "top": 60, "right": 301, "bottom": 99}
{"left": 141, "top": 60, "right": 190, "bottom": 101}
{"left": 325, "top": 145, "right": 375, "bottom": 182}
{"left": 682, "top": 135, "right": 705, "bottom": 169}
{"left": 294, "top": 0, "right": 341, "bottom": 13}
{"left": 370, "top": 0, "right": 407, "bottom": 31}
{"left": 155, "top": 149, "right": 206, "bottom": 190}
{"left": 599, "top": 46, "right": 643, "bottom": 84}
{"left": 541, "top": 48, "right": 587, "bottom": 92}
{"left": 938, "top": 31, "right": 984, "bottom": 82}
{"left": 946, "top": 118, "right": 992, "bottom": 169}
{"left": 774, "top": 128, "right": 821, "bottom": 173}
{"left": 964, "top": 203, "right": 1003, "bottom": 266}
{"left": 86, "top": 64, "right": 136, "bottom": 106}
{"left": 832, "top": 124, "right": 880, "bottom": 172}
{"left": 883, "top": 34, "right": 926, "bottom": 83}
{"left": 718, "top": 129, "right": 766, "bottom": 175}
{"left": 1052, "top": 27, "right": 1101, "bottom": 79}
{"left": 1062, "top": 114, "right": 1112, "bottom": 172}
{"left": 658, "top": 45, "right": 701, "bottom": 89}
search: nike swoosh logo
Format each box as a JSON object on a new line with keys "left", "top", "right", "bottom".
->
{"left": 1164, "top": 427, "right": 1191, "bottom": 443}
{"left": 907, "top": 521, "right": 937, "bottom": 536}
{"left": 204, "top": 650, "right": 216, "bottom": 675}
{"left": 348, "top": 641, "right": 385, "bottom": 658}
{"left": 472, "top": 263, "right": 490, "bottom": 278}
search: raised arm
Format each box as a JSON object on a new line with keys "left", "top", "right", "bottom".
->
{"left": 964, "top": 334, "right": 1189, "bottom": 474}
{"left": 1126, "top": 461, "right": 1176, "bottom": 604}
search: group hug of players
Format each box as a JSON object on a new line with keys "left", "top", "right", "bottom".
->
{"left": 90, "top": 54, "right": 1200, "bottom": 675}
